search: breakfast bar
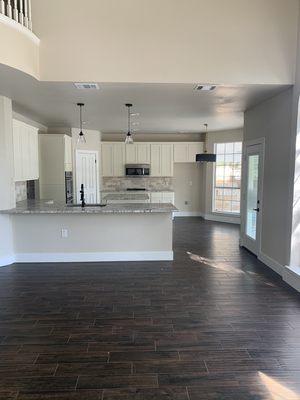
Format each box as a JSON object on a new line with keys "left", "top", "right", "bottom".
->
{"left": 2, "top": 200, "right": 177, "bottom": 263}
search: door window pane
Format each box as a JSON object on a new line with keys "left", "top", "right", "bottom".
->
{"left": 246, "top": 154, "right": 259, "bottom": 240}
{"left": 213, "top": 142, "right": 242, "bottom": 214}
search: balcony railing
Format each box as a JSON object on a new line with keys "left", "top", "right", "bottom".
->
{"left": 0, "top": 0, "right": 32, "bottom": 31}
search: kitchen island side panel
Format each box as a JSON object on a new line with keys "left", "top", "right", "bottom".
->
{"left": 11, "top": 213, "right": 173, "bottom": 261}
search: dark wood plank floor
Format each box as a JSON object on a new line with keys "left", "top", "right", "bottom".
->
{"left": 0, "top": 218, "right": 299, "bottom": 399}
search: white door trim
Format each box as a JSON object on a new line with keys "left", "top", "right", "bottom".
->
{"left": 75, "top": 150, "right": 100, "bottom": 203}
{"left": 240, "top": 138, "right": 265, "bottom": 255}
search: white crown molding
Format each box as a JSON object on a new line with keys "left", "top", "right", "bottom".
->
{"left": 0, "top": 14, "right": 40, "bottom": 45}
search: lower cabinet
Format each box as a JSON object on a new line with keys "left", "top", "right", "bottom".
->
{"left": 150, "top": 192, "right": 175, "bottom": 204}
{"left": 13, "top": 119, "right": 39, "bottom": 182}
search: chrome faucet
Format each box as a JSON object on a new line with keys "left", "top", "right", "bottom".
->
{"left": 80, "top": 184, "right": 86, "bottom": 208}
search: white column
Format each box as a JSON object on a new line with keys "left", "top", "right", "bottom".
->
{"left": 0, "top": 1, "right": 5, "bottom": 15}
{"left": 6, "top": 0, "right": 12, "bottom": 18}
{"left": 0, "top": 96, "right": 16, "bottom": 211}
{"left": 13, "top": 0, "right": 18, "bottom": 21}
{"left": 18, "top": 0, "right": 23, "bottom": 25}
{"left": 23, "top": 0, "right": 28, "bottom": 27}
{"left": 27, "top": 0, "right": 32, "bottom": 30}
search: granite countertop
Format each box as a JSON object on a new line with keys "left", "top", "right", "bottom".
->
{"left": 101, "top": 189, "right": 174, "bottom": 193}
{"left": 1, "top": 200, "right": 177, "bottom": 215}
{"left": 102, "top": 193, "right": 150, "bottom": 201}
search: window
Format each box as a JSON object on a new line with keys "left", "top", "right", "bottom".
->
{"left": 213, "top": 142, "right": 242, "bottom": 214}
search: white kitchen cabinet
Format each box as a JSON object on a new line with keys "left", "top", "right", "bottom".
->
{"left": 150, "top": 144, "right": 173, "bottom": 177}
{"left": 150, "top": 192, "right": 175, "bottom": 204}
{"left": 64, "top": 135, "right": 73, "bottom": 171}
{"left": 174, "top": 142, "right": 203, "bottom": 163}
{"left": 125, "top": 143, "right": 150, "bottom": 164}
{"left": 13, "top": 119, "right": 39, "bottom": 181}
{"left": 101, "top": 142, "right": 125, "bottom": 177}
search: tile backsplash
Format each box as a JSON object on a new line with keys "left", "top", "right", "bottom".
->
{"left": 15, "top": 181, "right": 27, "bottom": 202}
{"left": 102, "top": 177, "right": 174, "bottom": 192}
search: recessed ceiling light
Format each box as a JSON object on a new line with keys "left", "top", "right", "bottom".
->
{"left": 194, "top": 84, "right": 216, "bottom": 91}
{"left": 74, "top": 83, "right": 100, "bottom": 90}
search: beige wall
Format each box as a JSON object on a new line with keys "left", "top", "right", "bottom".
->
{"left": 244, "top": 89, "right": 293, "bottom": 266}
{"left": 174, "top": 164, "right": 204, "bottom": 214}
{"left": 204, "top": 129, "right": 243, "bottom": 220}
{"left": 0, "top": 20, "right": 39, "bottom": 79}
{"left": 31, "top": 0, "right": 299, "bottom": 84}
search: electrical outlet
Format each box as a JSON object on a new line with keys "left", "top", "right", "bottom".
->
{"left": 61, "top": 228, "right": 68, "bottom": 238}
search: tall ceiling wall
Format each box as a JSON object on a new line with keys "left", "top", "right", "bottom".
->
{"left": 30, "top": 0, "right": 299, "bottom": 84}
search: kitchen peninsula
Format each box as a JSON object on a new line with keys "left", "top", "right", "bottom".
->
{"left": 2, "top": 200, "right": 177, "bottom": 264}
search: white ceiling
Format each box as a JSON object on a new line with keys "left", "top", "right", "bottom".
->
{"left": 0, "top": 64, "right": 290, "bottom": 134}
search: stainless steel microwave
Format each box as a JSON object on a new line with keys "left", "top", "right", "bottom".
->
{"left": 125, "top": 164, "right": 150, "bottom": 177}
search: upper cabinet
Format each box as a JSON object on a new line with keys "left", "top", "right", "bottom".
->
{"left": 102, "top": 142, "right": 125, "bottom": 177}
{"left": 174, "top": 142, "right": 204, "bottom": 163}
{"left": 101, "top": 141, "right": 203, "bottom": 177}
{"left": 150, "top": 144, "right": 173, "bottom": 177}
{"left": 13, "top": 119, "right": 39, "bottom": 182}
{"left": 125, "top": 143, "right": 150, "bottom": 164}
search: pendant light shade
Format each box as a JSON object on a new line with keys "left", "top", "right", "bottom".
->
{"left": 77, "top": 103, "right": 86, "bottom": 144}
{"left": 196, "top": 123, "right": 216, "bottom": 163}
{"left": 125, "top": 103, "right": 134, "bottom": 145}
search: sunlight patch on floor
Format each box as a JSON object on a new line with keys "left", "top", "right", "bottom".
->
{"left": 259, "top": 372, "right": 300, "bottom": 400}
{"left": 186, "top": 251, "right": 245, "bottom": 274}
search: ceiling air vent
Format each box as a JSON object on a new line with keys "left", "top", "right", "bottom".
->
{"left": 74, "top": 83, "right": 100, "bottom": 90}
{"left": 194, "top": 84, "right": 216, "bottom": 91}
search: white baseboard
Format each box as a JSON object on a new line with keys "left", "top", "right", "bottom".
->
{"left": 204, "top": 213, "right": 240, "bottom": 225}
{"left": 174, "top": 212, "right": 204, "bottom": 217}
{"left": 15, "top": 251, "right": 173, "bottom": 263}
{"left": 283, "top": 266, "right": 300, "bottom": 292}
{"left": 0, "top": 255, "right": 15, "bottom": 267}
{"left": 258, "top": 252, "right": 285, "bottom": 276}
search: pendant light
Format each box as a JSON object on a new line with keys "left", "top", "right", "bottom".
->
{"left": 125, "top": 103, "right": 134, "bottom": 145}
{"left": 77, "top": 103, "right": 86, "bottom": 144}
{"left": 196, "top": 123, "right": 217, "bottom": 163}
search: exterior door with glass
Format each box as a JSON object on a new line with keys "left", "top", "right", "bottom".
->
{"left": 241, "top": 141, "right": 264, "bottom": 255}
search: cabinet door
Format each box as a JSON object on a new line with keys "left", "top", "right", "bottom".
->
{"left": 21, "top": 124, "right": 30, "bottom": 180}
{"left": 13, "top": 120, "right": 23, "bottom": 181}
{"left": 174, "top": 143, "right": 188, "bottom": 163}
{"left": 162, "top": 192, "right": 175, "bottom": 204}
{"left": 113, "top": 143, "right": 125, "bottom": 176}
{"left": 125, "top": 144, "right": 137, "bottom": 163}
{"left": 28, "top": 127, "right": 39, "bottom": 180}
{"left": 150, "top": 144, "right": 161, "bottom": 176}
{"left": 161, "top": 144, "right": 174, "bottom": 176}
{"left": 151, "top": 192, "right": 163, "bottom": 203}
{"left": 64, "top": 135, "right": 73, "bottom": 171}
{"left": 101, "top": 143, "right": 114, "bottom": 176}
{"left": 188, "top": 143, "right": 203, "bottom": 162}
{"left": 136, "top": 144, "right": 150, "bottom": 164}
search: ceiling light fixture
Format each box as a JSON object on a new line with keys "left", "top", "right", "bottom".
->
{"left": 194, "top": 84, "right": 217, "bottom": 91}
{"left": 77, "top": 103, "right": 86, "bottom": 144}
{"left": 125, "top": 103, "right": 134, "bottom": 145}
{"left": 196, "top": 124, "right": 217, "bottom": 163}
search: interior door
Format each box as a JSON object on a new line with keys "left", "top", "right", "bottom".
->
{"left": 76, "top": 150, "right": 99, "bottom": 204}
{"left": 242, "top": 142, "right": 264, "bottom": 255}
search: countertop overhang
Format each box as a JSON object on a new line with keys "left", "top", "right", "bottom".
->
{"left": 1, "top": 200, "right": 178, "bottom": 215}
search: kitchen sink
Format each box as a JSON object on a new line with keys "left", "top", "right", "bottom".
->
{"left": 67, "top": 204, "right": 107, "bottom": 208}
